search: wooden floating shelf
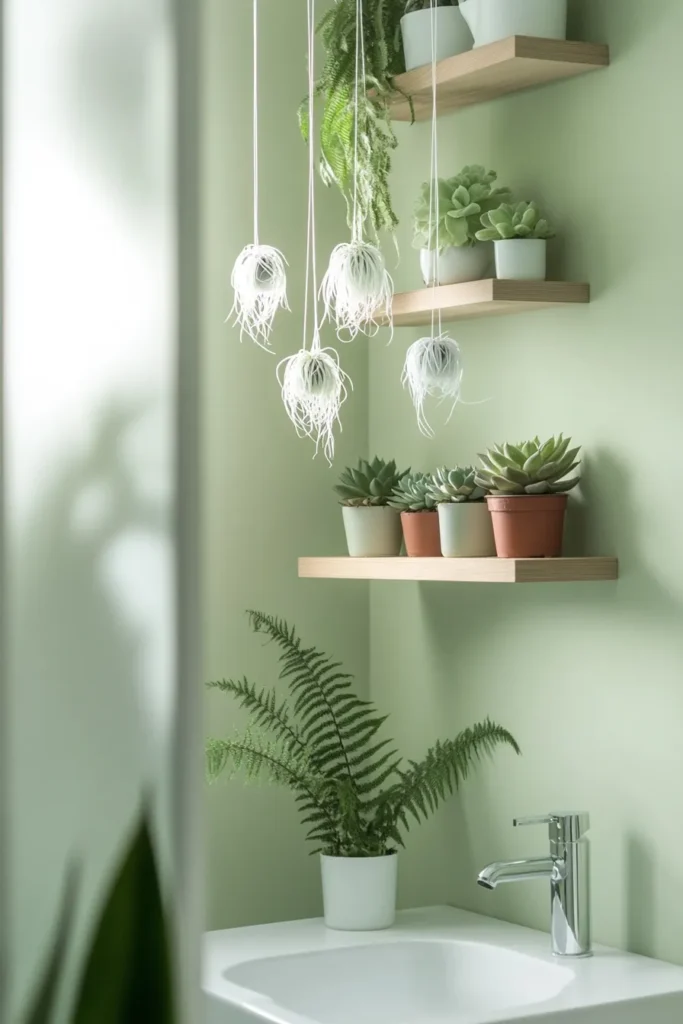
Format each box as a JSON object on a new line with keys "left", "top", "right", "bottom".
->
{"left": 390, "top": 279, "right": 589, "bottom": 327}
{"left": 389, "top": 36, "right": 610, "bottom": 121}
{"left": 299, "top": 557, "right": 618, "bottom": 585}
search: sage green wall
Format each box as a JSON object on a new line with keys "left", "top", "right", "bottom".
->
{"left": 202, "top": 0, "right": 369, "bottom": 930}
{"left": 370, "top": 0, "right": 683, "bottom": 964}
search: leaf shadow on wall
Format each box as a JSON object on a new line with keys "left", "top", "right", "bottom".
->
{"left": 13, "top": 398, "right": 173, "bottom": 1015}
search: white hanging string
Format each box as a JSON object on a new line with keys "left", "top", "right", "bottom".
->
{"left": 320, "top": 0, "right": 393, "bottom": 341}
{"left": 401, "top": 1, "right": 463, "bottom": 437}
{"left": 229, "top": 0, "right": 289, "bottom": 350}
{"left": 277, "top": 0, "right": 350, "bottom": 462}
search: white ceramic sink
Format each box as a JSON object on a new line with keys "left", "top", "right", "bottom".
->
{"left": 203, "top": 906, "right": 683, "bottom": 1024}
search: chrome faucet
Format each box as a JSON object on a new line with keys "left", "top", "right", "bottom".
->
{"left": 477, "top": 812, "right": 592, "bottom": 958}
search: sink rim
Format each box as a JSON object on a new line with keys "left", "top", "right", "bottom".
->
{"left": 203, "top": 905, "right": 683, "bottom": 1024}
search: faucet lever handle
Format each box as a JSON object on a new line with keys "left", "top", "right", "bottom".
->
{"left": 514, "top": 812, "right": 590, "bottom": 842}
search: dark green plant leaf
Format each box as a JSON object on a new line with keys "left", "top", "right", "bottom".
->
{"left": 23, "top": 862, "right": 80, "bottom": 1024}
{"left": 71, "top": 815, "right": 175, "bottom": 1024}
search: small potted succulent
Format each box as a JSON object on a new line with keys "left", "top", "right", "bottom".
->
{"left": 388, "top": 473, "right": 441, "bottom": 557}
{"left": 476, "top": 201, "right": 554, "bottom": 280}
{"left": 459, "top": 0, "right": 567, "bottom": 49}
{"left": 207, "top": 612, "right": 520, "bottom": 930}
{"left": 334, "top": 457, "right": 410, "bottom": 557}
{"left": 401, "top": 0, "right": 472, "bottom": 72}
{"left": 475, "top": 436, "right": 581, "bottom": 558}
{"left": 427, "top": 466, "right": 495, "bottom": 557}
{"left": 413, "top": 165, "right": 512, "bottom": 286}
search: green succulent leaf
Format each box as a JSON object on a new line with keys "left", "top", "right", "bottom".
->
{"left": 477, "top": 436, "right": 581, "bottom": 496}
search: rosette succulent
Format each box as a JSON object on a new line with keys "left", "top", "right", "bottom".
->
{"left": 414, "top": 166, "right": 512, "bottom": 251}
{"left": 476, "top": 201, "right": 554, "bottom": 242}
{"left": 475, "top": 436, "right": 581, "bottom": 495}
{"left": 334, "top": 457, "right": 410, "bottom": 507}
{"left": 388, "top": 473, "right": 438, "bottom": 513}
{"left": 427, "top": 466, "right": 487, "bottom": 504}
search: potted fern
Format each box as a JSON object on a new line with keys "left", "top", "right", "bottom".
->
{"left": 207, "top": 612, "right": 520, "bottom": 931}
{"left": 401, "top": 1, "right": 473, "bottom": 72}
{"left": 427, "top": 467, "right": 495, "bottom": 557}
{"left": 476, "top": 201, "right": 555, "bottom": 280}
{"left": 388, "top": 472, "right": 441, "bottom": 557}
{"left": 413, "top": 166, "right": 511, "bottom": 286}
{"left": 475, "top": 436, "right": 581, "bottom": 558}
{"left": 334, "top": 457, "right": 410, "bottom": 557}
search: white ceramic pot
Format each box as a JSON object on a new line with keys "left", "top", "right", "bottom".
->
{"left": 321, "top": 854, "right": 398, "bottom": 931}
{"left": 342, "top": 506, "right": 402, "bottom": 557}
{"left": 437, "top": 502, "right": 496, "bottom": 557}
{"left": 401, "top": 6, "right": 473, "bottom": 71}
{"left": 420, "top": 244, "right": 491, "bottom": 286}
{"left": 494, "top": 238, "right": 547, "bottom": 280}
{"left": 459, "top": 0, "right": 567, "bottom": 48}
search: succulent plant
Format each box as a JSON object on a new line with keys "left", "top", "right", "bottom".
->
{"left": 405, "top": 0, "right": 458, "bottom": 12}
{"left": 413, "top": 167, "right": 512, "bottom": 252}
{"left": 427, "top": 466, "right": 487, "bottom": 504}
{"left": 335, "top": 457, "right": 410, "bottom": 507}
{"left": 388, "top": 473, "right": 438, "bottom": 513}
{"left": 475, "top": 436, "right": 581, "bottom": 495}
{"left": 476, "top": 201, "right": 554, "bottom": 242}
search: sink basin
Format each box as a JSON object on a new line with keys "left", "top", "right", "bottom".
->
{"left": 203, "top": 906, "right": 683, "bottom": 1024}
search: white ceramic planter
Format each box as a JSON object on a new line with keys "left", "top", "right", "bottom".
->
{"left": 401, "top": 6, "right": 473, "bottom": 71}
{"left": 459, "top": 0, "right": 567, "bottom": 47}
{"left": 437, "top": 502, "right": 496, "bottom": 557}
{"left": 342, "top": 506, "right": 402, "bottom": 557}
{"left": 321, "top": 854, "right": 398, "bottom": 931}
{"left": 420, "top": 244, "right": 491, "bottom": 286}
{"left": 494, "top": 238, "right": 547, "bottom": 280}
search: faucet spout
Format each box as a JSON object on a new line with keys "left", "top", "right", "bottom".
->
{"left": 477, "top": 856, "right": 559, "bottom": 890}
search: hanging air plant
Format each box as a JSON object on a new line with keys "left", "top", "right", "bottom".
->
{"left": 321, "top": 0, "right": 394, "bottom": 342}
{"left": 277, "top": 342, "right": 351, "bottom": 463}
{"left": 403, "top": 2, "right": 464, "bottom": 436}
{"left": 229, "top": 0, "right": 288, "bottom": 350}
{"left": 278, "top": 0, "right": 350, "bottom": 463}
{"left": 402, "top": 333, "right": 463, "bottom": 438}
{"left": 321, "top": 240, "right": 393, "bottom": 340}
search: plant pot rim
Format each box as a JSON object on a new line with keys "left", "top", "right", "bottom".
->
{"left": 400, "top": 508, "right": 437, "bottom": 516}
{"left": 486, "top": 493, "right": 570, "bottom": 500}
{"left": 438, "top": 499, "right": 487, "bottom": 506}
{"left": 320, "top": 851, "right": 397, "bottom": 861}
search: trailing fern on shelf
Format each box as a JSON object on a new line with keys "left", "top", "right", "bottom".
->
{"left": 301, "top": 0, "right": 407, "bottom": 239}
{"left": 206, "top": 611, "right": 520, "bottom": 857}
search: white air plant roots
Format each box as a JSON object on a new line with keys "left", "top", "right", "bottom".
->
{"left": 321, "top": 240, "right": 394, "bottom": 341}
{"left": 277, "top": 343, "right": 351, "bottom": 463}
{"left": 230, "top": 244, "right": 289, "bottom": 351}
{"left": 402, "top": 333, "right": 463, "bottom": 437}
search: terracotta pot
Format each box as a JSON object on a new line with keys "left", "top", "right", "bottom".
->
{"left": 486, "top": 494, "right": 569, "bottom": 558}
{"left": 400, "top": 511, "right": 441, "bottom": 557}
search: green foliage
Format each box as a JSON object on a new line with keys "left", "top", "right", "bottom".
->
{"left": 23, "top": 814, "right": 175, "bottom": 1024}
{"left": 476, "top": 201, "right": 554, "bottom": 242}
{"left": 413, "top": 166, "right": 512, "bottom": 250}
{"left": 305, "top": 0, "right": 407, "bottom": 238}
{"left": 427, "top": 466, "right": 487, "bottom": 504}
{"left": 334, "top": 456, "right": 410, "bottom": 507}
{"left": 388, "top": 472, "right": 438, "bottom": 512}
{"left": 206, "top": 612, "right": 520, "bottom": 857}
{"left": 475, "top": 435, "right": 581, "bottom": 495}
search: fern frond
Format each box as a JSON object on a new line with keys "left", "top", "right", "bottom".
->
{"left": 387, "top": 721, "right": 521, "bottom": 833}
{"left": 206, "top": 677, "right": 307, "bottom": 756}
{"left": 205, "top": 731, "right": 314, "bottom": 789}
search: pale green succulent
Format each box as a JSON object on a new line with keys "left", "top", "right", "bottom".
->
{"left": 413, "top": 166, "right": 512, "bottom": 251}
{"left": 476, "top": 201, "right": 554, "bottom": 242}
{"left": 426, "top": 466, "right": 487, "bottom": 504}
{"left": 388, "top": 473, "right": 438, "bottom": 513}
{"left": 335, "top": 457, "right": 410, "bottom": 507}
{"left": 475, "top": 436, "right": 581, "bottom": 495}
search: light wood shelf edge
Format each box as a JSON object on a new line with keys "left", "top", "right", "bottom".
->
{"left": 389, "top": 36, "right": 610, "bottom": 121}
{"left": 299, "top": 557, "right": 618, "bottom": 584}
{"left": 388, "top": 280, "right": 590, "bottom": 327}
